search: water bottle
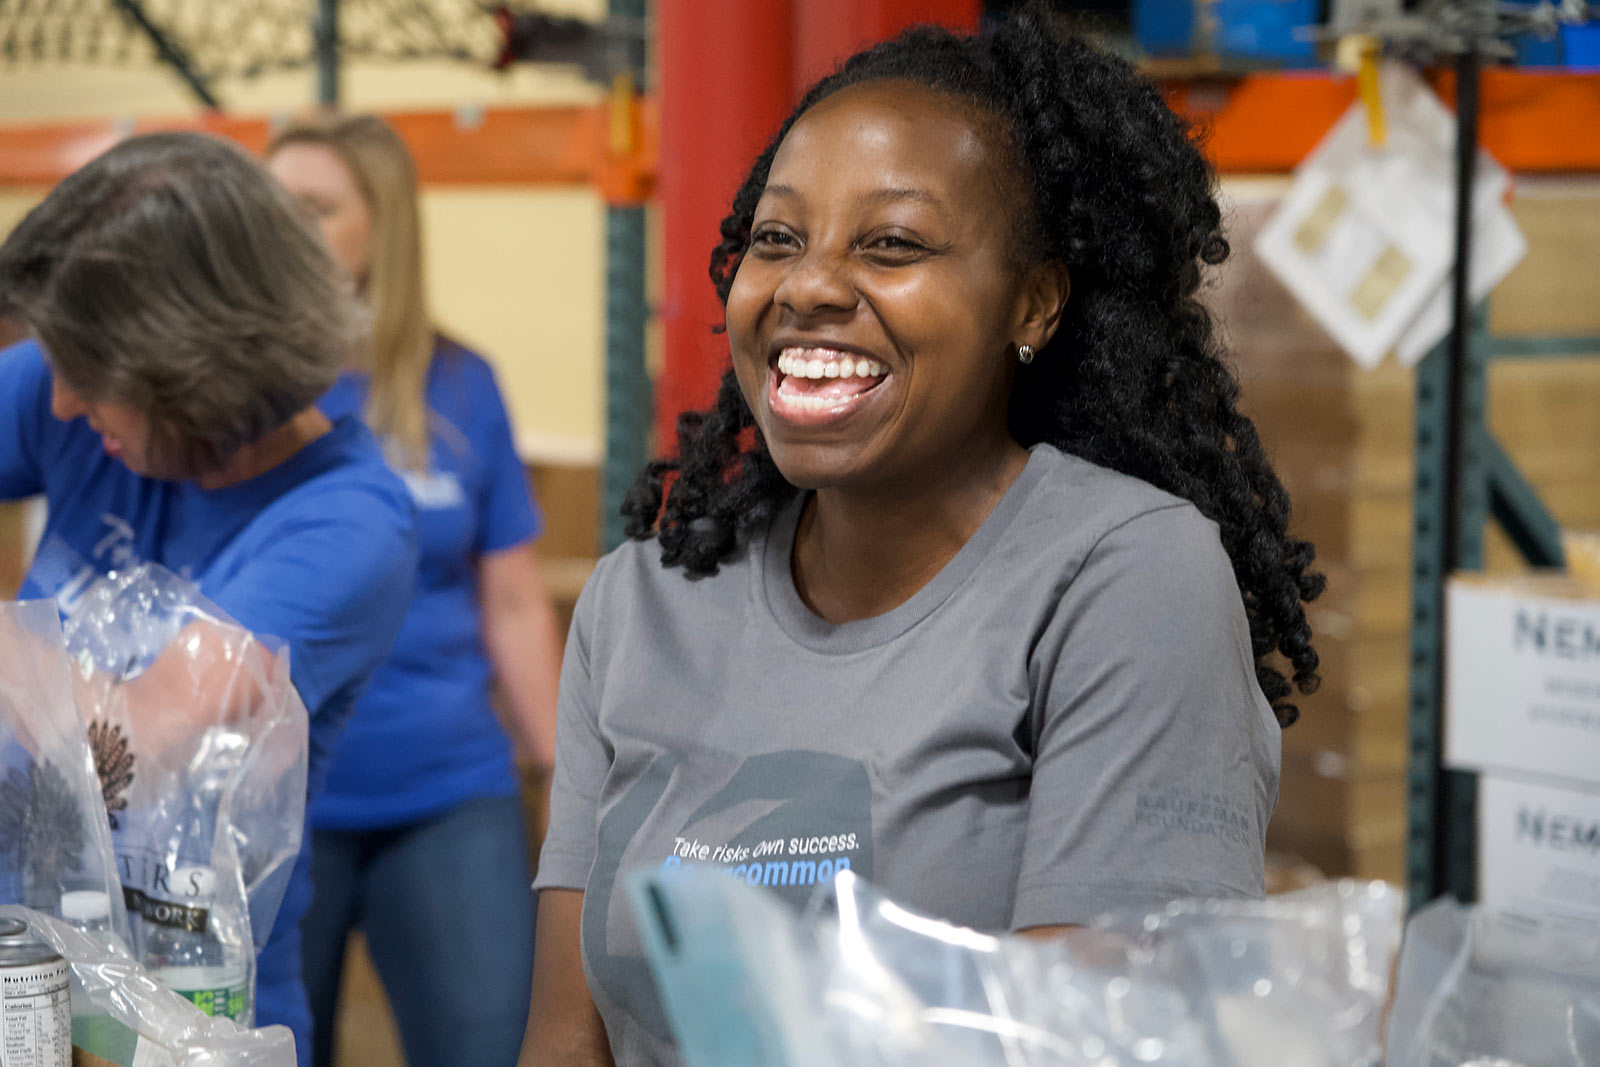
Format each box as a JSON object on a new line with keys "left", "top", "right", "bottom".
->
{"left": 136, "top": 762, "right": 250, "bottom": 1024}
{"left": 140, "top": 865, "right": 249, "bottom": 1023}
{"left": 60, "top": 890, "right": 139, "bottom": 1065}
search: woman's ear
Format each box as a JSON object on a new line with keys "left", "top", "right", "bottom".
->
{"left": 1017, "top": 261, "right": 1070, "bottom": 351}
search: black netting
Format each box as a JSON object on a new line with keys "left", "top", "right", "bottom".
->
{"left": 0, "top": 0, "right": 502, "bottom": 79}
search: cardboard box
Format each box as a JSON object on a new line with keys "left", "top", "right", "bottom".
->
{"left": 1478, "top": 772, "right": 1600, "bottom": 926}
{"left": 1445, "top": 576, "right": 1600, "bottom": 789}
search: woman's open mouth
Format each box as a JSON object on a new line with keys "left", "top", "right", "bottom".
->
{"left": 766, "top": 346, "right": 890, "bottom": 427}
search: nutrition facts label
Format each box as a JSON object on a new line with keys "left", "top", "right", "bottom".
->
{"left": 1, "top": 959, "right": 70, "bottom": 1067}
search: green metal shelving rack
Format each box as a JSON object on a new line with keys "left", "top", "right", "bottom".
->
{"left": 602, "top": 0, "right": 651, "bottom": 553}
{"left": 1405, "top": 312, "right": 1600, "bottom": 908}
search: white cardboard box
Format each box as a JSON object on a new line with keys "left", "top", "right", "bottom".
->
{"left": 1478, "top": 772, "right": 1600, "bottom": 927}
{"left": 1445, "top": 576, "right": 1600, "bottom": 789}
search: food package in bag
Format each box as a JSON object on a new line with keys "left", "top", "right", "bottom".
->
{"left": 62, "top": 565, "right": 308, "bottom": 1027}
{"left": 629, "top": 869, "right": 1403, "bottom": 1067}
{"left": 1, "top": 904, "right": 295, "bottom": 1067}
{"left": 1386, "top": 898, "right": 1600, "bottom": 1067}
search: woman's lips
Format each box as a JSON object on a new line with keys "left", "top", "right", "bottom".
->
{"left": 765, "top": 346, "right": 890, "bottom": 427}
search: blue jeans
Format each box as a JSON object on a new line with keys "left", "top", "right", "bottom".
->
{"left": 300, "top": 793, "right": 536, "bottom": 1067}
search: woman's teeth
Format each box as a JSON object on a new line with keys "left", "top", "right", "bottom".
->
{"left": 775, "top": 350, "right": 885, "bottom": 380}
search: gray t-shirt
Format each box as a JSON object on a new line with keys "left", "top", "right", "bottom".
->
{"left": 536, "top": 444, "right": 1281, "bottom": 1066}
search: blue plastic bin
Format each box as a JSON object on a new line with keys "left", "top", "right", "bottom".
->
{"left": 1133, "top": 1, "right": 1319, "bottom": 66}
{"left": 1213, "top": 0, "right": 1319, "bottom": 64}
{"left": 1564, "top": 22, "right": 1600, "bottom": 70}
{"left": 1132, "top": 0, "right": 1197, "bottom": 57}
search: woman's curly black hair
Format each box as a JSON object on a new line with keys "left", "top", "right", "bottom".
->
{"left": 622, "top": 9, "right": 1324, "bottom": 726}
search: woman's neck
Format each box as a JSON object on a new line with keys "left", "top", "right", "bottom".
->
{"left": 791, "top": 437, "right": 1030, "bottom": 624}
{"left": 195, "top": 407, "right": 333, "bottom": 490}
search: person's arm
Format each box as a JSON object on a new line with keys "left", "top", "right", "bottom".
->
{"left": 103, "top": 618, "right": 281, "bottom": 765}
{"left": 524, "top": 558, "right": 615, "bottom": 1063}
{"left": 1011, "top": 503, "right": 1282, "bottom": 932}
{"left": 1017, "top": 924, "right": 1079, "bottom": 940}
{"left": 207, "top": 512, "right": 417, "bottom": 731}
{"left": 520, "top": 889, "right": 613, "bottom": 1067}
{"left": 479, "top": 541, "right": 563, "bottom": 824}
{"left": 83, "top": 505, "right": 414, "bottom": 769}
{"left": 0, "top": 341, "right": 54, "bottom": 502}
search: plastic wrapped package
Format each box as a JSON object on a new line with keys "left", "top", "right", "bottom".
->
{"left": 63, "top": 564, "right": 308, "bottom": 1025}
{"left": 629, "top": 869, "right": 1403, "bottom": 1067}
{"left": 0, "top": 598, "right": 131, "bottom": 936}
{"left": 0, "top": 904, "right": 295, "bottom": 1067}
{"left": 0, "top": 580, "right": 298, "bottom": 1065}
{"left": 1386, "top": 898, "right": 1600, "bottom": 1067}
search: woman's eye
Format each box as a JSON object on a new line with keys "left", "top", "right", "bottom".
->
{"left": 749, "top": 228, "right": 798, "bottom": 253}
{"left": 865, "top": 234, "right": 928, "bottom": 258}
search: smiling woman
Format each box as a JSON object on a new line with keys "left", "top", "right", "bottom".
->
{"left": 523, "top": 10, "right": 1324, "bottom": 1067}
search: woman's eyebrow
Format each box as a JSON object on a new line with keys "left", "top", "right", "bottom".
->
{"left": 761, "top": 184, "right": 941, "bottom": 206}
{"left": 861, "top": 186, "right": 940, "bottom": 207}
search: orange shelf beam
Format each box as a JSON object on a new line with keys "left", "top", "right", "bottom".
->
{"left": 1166, "top": 68, "right": 1600, "bottom": 174}
{"left": 0, "top": 69, "right": 1593, "bottom": 189}
{"left": 0, "top": 100, "right": 659, "bottom": 201}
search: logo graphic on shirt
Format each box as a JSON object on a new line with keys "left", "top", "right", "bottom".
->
{"left": 35, "top": 517, "right": 193, "bottom": 616}
{"left": 401, "top": 470, "right": 467, "bottom": 510}
{"left": 40, "top": 514, "right": 137, "bottom": 614}
{"left": 1134, "top": 786, "right": 1256, "bottom": 848}
{"left": 584, "top": 750, "right": 874, "bottom": 1044}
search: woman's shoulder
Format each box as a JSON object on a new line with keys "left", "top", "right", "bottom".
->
{"left": 429, "top": 335, "right": 499, "bottom": 388}
{"left": 265, "top": 418, "right": 414, "bottom": 535}
{"left": 426, "top": 335, "right": 516, "bottom": 431}
{"left": 1025, "top": 444, "right": 1208, "bottom": 539}
{"left": 571, "top": 523, "right": 764, "bottom": 643}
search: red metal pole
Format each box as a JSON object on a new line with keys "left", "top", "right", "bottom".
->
{"left": 792, "top": 0, "right": 981, "bottom": 97}
{"left": 656, "top": 0, "right": 795, "bottom": 450}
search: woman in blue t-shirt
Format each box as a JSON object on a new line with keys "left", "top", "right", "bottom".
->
{"left": 0, "top": 132, "right": 418, "bottom": 1067}
{"left": 267, "top": 115, "right": 563, "bottom": 1067}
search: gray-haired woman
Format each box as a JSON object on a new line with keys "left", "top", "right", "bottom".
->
{"left": 0, "top": 130, "right": 418, "bottom": 1066}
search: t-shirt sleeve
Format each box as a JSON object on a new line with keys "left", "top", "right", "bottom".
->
{"left": 0, "top": 341, "right": 54, "bottom": 499}
{"left": 1010, "top": 503, "right": 1281, "bottom": 930}
{"left": 206, "top": 513, "right": 417, "bottom": 723}
{"left": 468, "top": 358, "right": 542, "bottom": 554}
{"left": 534, "top": 559, "right": 611, "bottom": 891}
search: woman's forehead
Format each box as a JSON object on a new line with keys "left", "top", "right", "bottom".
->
{"left": 765, "top": 81, "right": 1004, "bottom": 203}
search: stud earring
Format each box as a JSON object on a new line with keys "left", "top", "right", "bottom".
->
{"left": 1017, "top": 344, "right": 1035, "bottom": 365}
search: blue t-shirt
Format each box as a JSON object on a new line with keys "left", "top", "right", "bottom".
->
{"left": 0, "top": 340, "right": 418, "bottom": 1065}
{"left": 311, "top": 338, "right": 542, "bottom": 829}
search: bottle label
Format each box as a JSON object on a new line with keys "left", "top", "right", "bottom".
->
{"left": 121, "top": 888, "right": 209, "bottom": 934}
{"left": 115, "top": 851, "right": 216, "bottom": 934}
{"left": 162, "top": 978, "right": 248, "bottom": 1023}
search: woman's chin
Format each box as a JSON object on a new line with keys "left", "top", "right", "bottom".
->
{"left": 764, "top": 439, "right": 880, "bottom": 493}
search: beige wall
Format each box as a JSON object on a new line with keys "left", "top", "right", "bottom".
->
{"left": 0, "top": 0, "right": 611, "bottom": 459}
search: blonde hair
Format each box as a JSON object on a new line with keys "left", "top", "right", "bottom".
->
{"left": 269, "top": 114, "right": 433, "bottom": 469}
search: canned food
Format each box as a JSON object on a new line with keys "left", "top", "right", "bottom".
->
{"left": 0, "top": 917, "right": 70, "bottom": 1067}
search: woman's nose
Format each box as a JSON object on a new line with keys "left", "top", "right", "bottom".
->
{"left": 49, "top": 376, "right": 88, "bottom": 422}
{"left": 773, "top": 250, "right": 857, "bottom": 317}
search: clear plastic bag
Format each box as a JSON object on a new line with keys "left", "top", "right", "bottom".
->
{"left": 0, "top": 598, "right": 131, "bottom": 935}
{"left": 63, "top": 564, "right": 308, "bottom": 1026}
{"left": 0, "top": 904, "right": 295, "bottom": 1067}
{"left": 629, "top": 869, "right": 1404, "bottom": 1067}
{"left": 0, "top": 582, "right": 299, "bottom": 1063}
{"left": 1386, "top": 898, "right": 1600, "bottom": 1067}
